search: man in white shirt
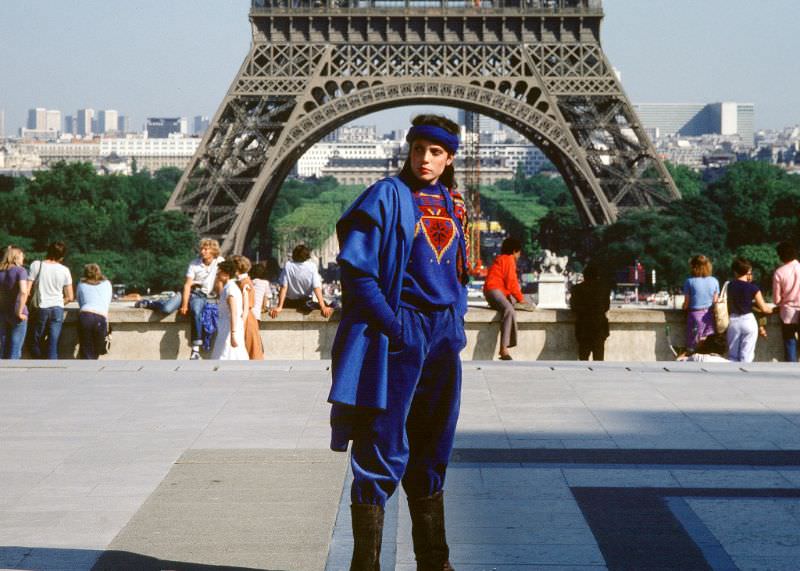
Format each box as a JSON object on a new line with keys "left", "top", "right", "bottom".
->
{"left": 144, "top": 238, "right": 224, "bottom": 359}
{"left": 269, "top": 244, "right": 333, "bottom": 319}
{"left": 28, "top": 241, "right": 74, "bottom": 359}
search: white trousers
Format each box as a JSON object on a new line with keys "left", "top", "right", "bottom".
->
{"left": 727, "top": 313, "right": 758, "bottom": 362}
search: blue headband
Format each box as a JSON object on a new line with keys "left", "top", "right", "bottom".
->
{"left": 406, "top": 125, "right": 459, "bottom": 154}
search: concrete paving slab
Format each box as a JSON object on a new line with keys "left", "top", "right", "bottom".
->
{"left": 683, "top": 497, "right": 800, "bottom": 571}
{"left": 94, "top": 449, "right": 347, "bottom": 571}
{"left": 0, "top": 361, "right": 799, "bottom": 570}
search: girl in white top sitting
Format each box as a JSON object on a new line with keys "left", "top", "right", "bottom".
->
{"left": 211, "top": 259, "right": 249, "bottom": 361}
{"left": 76, "top": 263, "right": 112, "bottom": 359}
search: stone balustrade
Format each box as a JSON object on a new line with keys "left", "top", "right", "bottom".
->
{"left": 22, "top": 303, "right": 788, "bottom": 362}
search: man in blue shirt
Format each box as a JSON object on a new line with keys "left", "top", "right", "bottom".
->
{"left": 269, "top": 244, "right": 333, "bottom": 318}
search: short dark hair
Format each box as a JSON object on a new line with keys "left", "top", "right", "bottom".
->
{"left": 583, "top": 262, "right": 600, "bottom": 281}
{"left": 501, "top": 237, "right": 522, "bottom": 255}
{"left": 217, "top": 259, "right": 238, "bottom": 278}
{"left": 777, "top": 241, "right": 797, "bottom": 264}
{"left": 250, "top": 261, "right": 269, "bottom": 280}
{"left": 731, "top": 257, "right": 752, "bottom": 277}
{"left": 46, "top": 241, "right": 67, "bottom": 261}
{"left": 292, "top": 244, "right": 311, "bottom": 262}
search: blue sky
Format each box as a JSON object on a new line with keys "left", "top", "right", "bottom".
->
{"left": 1, "top": 0, "right": 798, "bottom": 134}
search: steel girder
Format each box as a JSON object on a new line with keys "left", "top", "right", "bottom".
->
{"left": 167, "top": 6, "right": 679, "bottom": 254}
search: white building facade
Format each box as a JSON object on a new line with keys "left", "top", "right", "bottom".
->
{"left": 98, "top": 110, "right": 119, "bottom": 134}
{"left": 100, "top": 134, "right": 201, "bottom": 171}
{"left": 635, "top": 102, "right": 755, "bottom": 146}
{"left": 296, "top": 141, "right": 393, "bottom": 177}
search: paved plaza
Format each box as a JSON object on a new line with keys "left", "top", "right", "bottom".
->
{"left": 1, "top": 360, "right": 799, "bottom": 570}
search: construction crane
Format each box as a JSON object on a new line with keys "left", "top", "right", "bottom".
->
{"left": 462, "top": 110, "right": 485, "bottom": 277}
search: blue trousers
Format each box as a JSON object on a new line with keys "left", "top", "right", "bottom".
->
{"left": 152, "top": 291, "right": 207, "bottom": 345}
{"left": 781, "top": 323, "right": 799, "bottom": 362}
{"left": 78, "top": 312, "right": 107, "bottom": 360}
{"left": 0, "top": 316, "right": 28, "bottom": 359}
{"left": 31, "top": 307, "right": 65, "bottom": 360}
{"left": 351, "top": 305, "right": 466, "bottom": 507}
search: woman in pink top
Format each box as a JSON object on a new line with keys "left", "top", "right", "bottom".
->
{"left": 773, "top": 242, "right": 800, "bottom": 362}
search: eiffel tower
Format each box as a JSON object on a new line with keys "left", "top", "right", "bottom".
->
{"left": 167, "top": 0, "right": 679, "bottom": 254}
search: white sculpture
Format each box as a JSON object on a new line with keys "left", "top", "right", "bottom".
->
{"left": 538, "top": 249, "right": 569, "bottom": 275}
{"left": 536, "top": 249, "right": 569, "bottom": 308}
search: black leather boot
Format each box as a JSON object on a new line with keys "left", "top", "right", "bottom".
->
{"left": 350, "top": 503, "right": 384, "bottom": 571}
{"left": 407, "top": 491, "right": 455, "bottom": 571}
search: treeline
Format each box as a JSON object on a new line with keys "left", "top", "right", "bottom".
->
{"left": 268, "top": 177, "right": 361, "bottom": 257}
{"left": 0, "top": 162, "right": 196, "bottom": 292}
{"left": 480, "top": 168, "right": 585, "bottom": 259}
{"left": 5, "top": 161, "right": 798, "bottom": 293}
{"left": 598, "top": 161, "right": 800, "bottom": 290}
{"left": 0, "top": 167, "right": 360, "bottom": 292}
{"left": 480, "top": 161, "right": 800, "bottom": 291}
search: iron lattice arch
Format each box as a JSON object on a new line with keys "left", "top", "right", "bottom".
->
{"left": 167, "top": 0, "right": 679, "bottom": 254}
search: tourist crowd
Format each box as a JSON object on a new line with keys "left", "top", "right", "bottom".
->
{"left": 677, "top": 243, "right": 800, "bottom": 363}
{"left": 1, "top": 239, "right": 799, "bottom": 363}
{"left": 0, "top": 238, "right": 334, "bottom": 361}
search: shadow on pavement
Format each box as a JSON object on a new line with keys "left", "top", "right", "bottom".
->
{"left": 94, "top": 550, "right": 283, "bottom": 571}
{"left": 0, "top": 546, "right": 283, "bottom": 571}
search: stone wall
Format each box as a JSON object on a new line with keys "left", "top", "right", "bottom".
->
{"left": 26, "top": 304, "right": 788, "bottom": 362}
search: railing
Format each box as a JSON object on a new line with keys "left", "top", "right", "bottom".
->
{"left": 251, "top": 0, "right": 602, "bottom": 14}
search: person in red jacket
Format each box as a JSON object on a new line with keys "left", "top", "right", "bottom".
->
{"left": 483, "top": 237, "right": 534, "bottom": 360}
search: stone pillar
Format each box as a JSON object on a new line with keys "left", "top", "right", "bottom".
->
{"left": 537, "top": 274, "right": 568, "bottom": 309}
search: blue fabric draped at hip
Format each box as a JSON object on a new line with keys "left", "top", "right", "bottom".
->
{"left": 350, "top": 304, "right": 466, "bottom": 507}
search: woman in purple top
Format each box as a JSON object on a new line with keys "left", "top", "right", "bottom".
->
{"left": 726, "top": 257, "right": 773, "bottom": 362}
{"left": 682, "top": 255, "right": 720, "bottom": 350}
{"left": 0, "top": 246, "right": 30, "bottom": 359}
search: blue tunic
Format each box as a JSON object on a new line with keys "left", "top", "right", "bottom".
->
{"left": 328, "top": 176, "right": 468, "bottom": 451}
{"left": 401, "top": 183, "right": 464, "bottom": 311}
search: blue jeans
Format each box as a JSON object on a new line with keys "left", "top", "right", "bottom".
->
{"left": 152, "top": 291, "right": 207, "bottom": 345}
{"left": 78, "top": 312, "right": 107, "bottom": 360}
{"left": 0, "top": 316, "right": 28, "bottom": 359}
{"left": 781, "top": 323, "right": 800, "bottom": 362}
{"left": 32, "top": 306, "right": 65, "bottom": 360}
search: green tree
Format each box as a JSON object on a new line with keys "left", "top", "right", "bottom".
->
{"left": 0, "top": 231, "right": 34, "bottom": 253}
{"left": 268, "top": 177, "right": 358, "bottom": 255}
{"left": 271, "top": 184, "right": 361, "bottom": 254}
{"left": 768, "top": 183, "right": 800, "bottom": 245}
{"left": 593, "top": 193, "right": 728, "bottom": 289}
{"left": 594, "top": 208, "right": 692, "bottom": 288}
{"left": 0, "top": 163, "right": 197, "bottom": 293}
{"left": 706, "top": 161, "right": 795, "bottom": 248}
{"left": 536, "top": 205, "right": 589, "bottom": 260}
{"left": 479, "top": 185, "right": 548, "bottom": 256}
{"left": 665, "top": 162, "right": 704, "bottom": 198}
{"left": 0, "top": 175, "right": 15, "bottom": 193}
{"left": 134, "top": 211, "right": 197, "bottom": 258}
{"left": 0, "top": 178, "right": 33, "bottom": 238}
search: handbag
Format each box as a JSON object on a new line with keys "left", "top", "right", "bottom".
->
{"left": 713, "top": 281, "right": 730, "bottom": 334}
